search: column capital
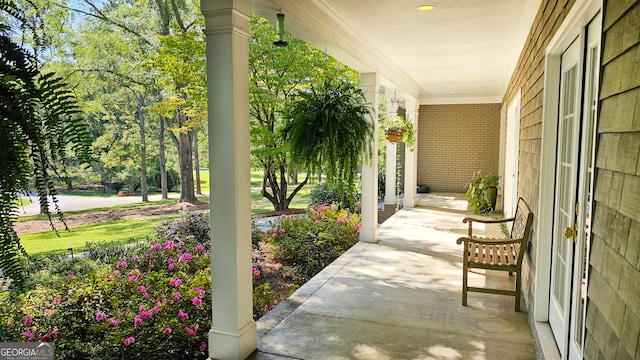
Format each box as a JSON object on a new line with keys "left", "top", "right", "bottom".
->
{"left": 201, "top": 0, "right": 250, "bottom": 38}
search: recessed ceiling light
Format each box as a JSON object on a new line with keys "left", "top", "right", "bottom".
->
{"left": 417, "top": 5, "right": 434, "bottom": 11}
{"left": 449, "top": 91, "right": 457, "bottom": 94}
{"left": 448, "top": 66, "right": 457, "bottom": 71}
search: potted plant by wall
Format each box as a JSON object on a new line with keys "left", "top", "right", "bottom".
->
{"left": 464, "top": 171, "right": 500, "bottom": 214}
{"left": 382, "top": 115, "right": 415, "bottom": 150}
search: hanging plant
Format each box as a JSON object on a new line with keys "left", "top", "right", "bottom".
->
{"left": 382, "top": 115, "right": 415, "bottom": 150}
{"left": 282, "top": 79, "right": 374, "bottom": 197}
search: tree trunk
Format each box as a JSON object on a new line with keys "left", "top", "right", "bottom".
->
{"left": 178, "top": 111, "right": 196, "bottom": 202}
{"left": 159, "top": 115, "right": 168, "bottom": 199}
{"left": 193, "top": 129, "right": 202, "bottom": 195}
{"left": 137, "top": 95, "right": 149, "bottom": 202}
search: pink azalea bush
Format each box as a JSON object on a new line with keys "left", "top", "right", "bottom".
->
{"left": 0, "top": 212, "right": 212, "bottom": 359}
{"left": 267, "top": 203, "right": 361, "bottom": 280}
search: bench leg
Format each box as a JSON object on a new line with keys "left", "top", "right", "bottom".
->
{"left": 462, "top": 261, "right": 468, "bottom": 306}
{"left": 515, "top": 270, "right": 521, "bottom": 312}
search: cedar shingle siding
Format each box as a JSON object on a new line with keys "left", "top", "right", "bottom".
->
{"left": 585, "top": 1, "right": 640, "bottom": 359}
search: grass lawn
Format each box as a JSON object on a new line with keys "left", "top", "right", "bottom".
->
{"left": 21, "top": 217, "right": 176, "bottom": 255}
{"left": 20, "top": 169, "right": 317, "bottom": 254}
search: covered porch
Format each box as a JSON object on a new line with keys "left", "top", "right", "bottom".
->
{"left": 250, "top": 194, "right": 539, "bottom": 359}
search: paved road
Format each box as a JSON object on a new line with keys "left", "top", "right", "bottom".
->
{"left": 16, "top": 194, "right": 173, "bottom": 217}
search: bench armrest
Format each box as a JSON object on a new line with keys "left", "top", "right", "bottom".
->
{"left": 463, "top": 216, "right": 515, "bottom": 225}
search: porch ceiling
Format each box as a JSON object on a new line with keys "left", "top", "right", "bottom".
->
{"left": 252, "top": 0, "right": 541, "bottom": 105}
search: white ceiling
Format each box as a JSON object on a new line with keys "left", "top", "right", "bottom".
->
{"left": 253, "top": 0, "right": 541, "bottom": 105}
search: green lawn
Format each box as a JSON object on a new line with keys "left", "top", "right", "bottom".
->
{"left": 19, "top": 169, "right": 316, "bottom": 254}
{"left": 21, "top": 217, "right": 177, "bottom": 255}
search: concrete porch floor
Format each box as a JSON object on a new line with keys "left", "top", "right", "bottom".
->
{"left": 249, "top": 193, "right": 538, "bottom": 360}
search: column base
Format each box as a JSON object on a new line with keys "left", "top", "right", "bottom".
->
{"left": 208, "top": 321, "right": 257, "bottom": 360}
{"left": 359, "top": 227, "right": 379, "bottom": 243}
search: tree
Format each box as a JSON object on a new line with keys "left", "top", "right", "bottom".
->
{"left": 249, "top": 15, "right": 358, "bottom": 211}
{"left": 0, "top": 0, "right": 92, "bottom": 285}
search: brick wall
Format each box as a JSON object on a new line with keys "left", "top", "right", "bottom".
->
{"left": 585, "top": 1, "right": 640, "bottom": 359}
{"left": 417, "top": 104, "right": 500, "bottom": 192}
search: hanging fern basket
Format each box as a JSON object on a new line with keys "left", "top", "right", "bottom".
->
{"left": 385, "top": 129, "right": 406, "bottom": 142}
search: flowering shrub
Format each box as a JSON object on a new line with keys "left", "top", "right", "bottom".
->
{"left": 267, "top": 204, "right": 361, "bottom": 281}
{"left": 0, "top": 207, "right": 359, "bottom": 357}
{"left": 0, "top": 213, "right": 212, "bottom": 359}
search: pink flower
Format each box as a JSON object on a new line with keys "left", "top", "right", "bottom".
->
{"left": 272, "top": 233, "right": 277, "bottom": 238}
{"left": 355, "top": 223, "right": 362, "bottom": 230}
{"left": 185, "top": 327, "right": 196, "bottom": 336}
{"left": 194, "top": 287, "right": 205, "bottom": 297}
{"left": 199, "top": 342, "right": 207, "bottom": 352}
{"left": 53, "top": 327, "right": 59, "bottom": 335}
{"left": 44, "top": 309, "right": 54, "bottom": 316}
{"left": 137, "top": 286, "right": 146, "bottom": 293}
{"left": 152, "top": 244, "right": 162, "bottom": 251}
{"left": 134, "top": 315, "right": 143, "bottom": 326}
{"left": 169, "top": 278, "right": 182, "bottom": 287}
{"left": 252, "top": 268, "right": 261, "bottom": 276}
{"left": 178, "top": 310, "right": 188, "bottom": 320}
{"left": 24, "top": 315, "right": 32, "bottom": 327}
{"left": 168, "top": 263, "right": 175, "bottom": 271}
{"left": 95, "top": 312, "right": 106, "bottom": 322}
{"left": 174, "top": 292, "right": 181, "bottom": 302}
{"left": 134, "top": 257, "right": 140, "bottom": 263}
{"left": 178, "top": 253, "right": 192, "bottom": 263}
{"left": 165, "top": 241, "right": 175, "bottom": 250}
{"left": 280, "top": 228, "right": 285, "bottom": 234}
{"left": 66, "top": 274, "right": 74, "bottom": 281}
{"left": 192, "top": 297, "right": 202, "bottom": 307}
{"left": 195, "top": 244, "right": 204, "bottom": 252}
{"left": 141, "top": 311, "right": 151, "bottom": 320}
{"left": 23, "top": 331, "right": 34, "bottom": 341}
{"left": 168, "top": 258, "right": 175, "bottom": 264}
{"left": 268, "top": 305, "right": 276, "bottom": 311}
{"left": 113, "top": 270, "right": 121, "bottom": 276}
{"left": 124, "top": 337, "right": 135, "bottom": 346}
{"left": 41, "top": 332, "right": 51, "bottom": 342}
{"left": 178, "top": 241, "right": 185, "bottom": 246}
{"left": 116, "top": 261, "right": 127, "bottom": 269}
{"left": 163, "top": 327, "right": 172, "bottom": 335}
{"left": 106, "top": 276, "right": 114, "bottom": 281}
{"left": 53, "top": 298, "right": 61, "bottom": 305}
{"left": 109, "top": 318, "right": 119, "bottom": 327}
{"left": 139, "top": 305, "right": 146, "bottom": 312}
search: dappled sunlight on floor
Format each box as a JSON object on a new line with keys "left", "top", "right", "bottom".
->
{"left": 250, "top": 196, "right": 537, "bottom": 360}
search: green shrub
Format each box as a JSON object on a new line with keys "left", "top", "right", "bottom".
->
{"left": 308, "top": 183, "right": 361, "bottom": 212}
{"left": 268, "top": 204, "right": 360, "bottom": 281}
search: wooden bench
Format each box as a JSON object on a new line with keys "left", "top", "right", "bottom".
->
{"left": 456, "top": 198, "right": 533, "bottom": 311}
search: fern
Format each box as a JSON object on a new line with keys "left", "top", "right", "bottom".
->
{"left": 0, "top": 0, "right": 93, "bottom": 286}
{"left": 282, "top": 79, "right": 374, "bottom": 199}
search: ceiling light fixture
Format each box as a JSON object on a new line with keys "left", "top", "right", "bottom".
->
{"left": 273, "top": 12, "right": 289, "bottom": 47}
{"left": 417, "top": 5, "right": 434, "bottom": 11}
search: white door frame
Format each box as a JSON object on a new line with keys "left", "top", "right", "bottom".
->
{"left": 535, "top": 0, "right": 602, "bottom": 349}
{"left": 503, "top": 90, "right": 521, "bottom": 218}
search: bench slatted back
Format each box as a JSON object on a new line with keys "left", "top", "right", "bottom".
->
{"left": 510, "top": 198, "right": 534, "bottom": 264}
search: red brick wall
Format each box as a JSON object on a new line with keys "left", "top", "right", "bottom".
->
{"left": 417, "top": 104, "right": 501, "bottom": 192}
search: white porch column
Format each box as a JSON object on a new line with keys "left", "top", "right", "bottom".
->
{"left": 403, "top": 96, "right": 419, "bottom": 208}
{"left": 201, "top": 1, "right": 256, "bottom": 359}
{"left": 384, "top": 95, "right": 399, "bottom": 205}
{"left": 360, "top": 72, "right": 379, "bottom": 243}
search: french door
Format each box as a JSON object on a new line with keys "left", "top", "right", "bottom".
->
{"left": 549, "top": 13, "right": 600, "bottom": 360}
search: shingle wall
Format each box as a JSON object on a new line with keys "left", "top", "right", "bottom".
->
{"left": 585, "top": 1, "right": 640, "bottom": 359}
{"left": 416, "top": 104, "right": 500, "bottom": 192}
{"left": 502, "top": 0, "right": 576, "bottom": 310}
